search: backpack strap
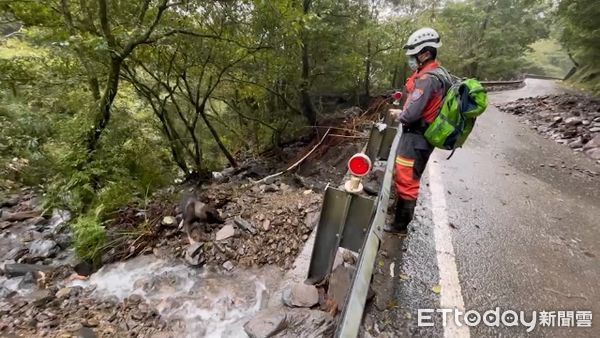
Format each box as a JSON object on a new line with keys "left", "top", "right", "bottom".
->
{"left": 424, "top": 67, "right": 454, "bottom": 94}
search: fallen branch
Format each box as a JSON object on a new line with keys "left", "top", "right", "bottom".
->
{"left": 253, "top": 128, "right": 331, "bottom": 184}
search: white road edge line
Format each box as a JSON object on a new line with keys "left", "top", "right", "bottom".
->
{"left": 428, "top": 157, "right": 471, "bottom": 338}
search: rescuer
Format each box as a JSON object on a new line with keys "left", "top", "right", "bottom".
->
{"left": 385, "top": 27, "right": 453, "bottom": 233}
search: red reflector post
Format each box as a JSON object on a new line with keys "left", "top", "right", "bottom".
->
{"left": 348, "top": 153, "right": 372, "bottom": 177}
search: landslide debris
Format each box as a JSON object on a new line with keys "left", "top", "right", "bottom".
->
{"left": 498, "top": 94, "right": 600, "bottom": 164}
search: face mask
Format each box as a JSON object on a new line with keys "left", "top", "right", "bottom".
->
{"left": 408, "top": 56, "right": 419, "bottom": 71}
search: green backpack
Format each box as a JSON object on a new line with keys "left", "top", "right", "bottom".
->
{"left": 424, "top": 77, "right": 488, "bottom": 151}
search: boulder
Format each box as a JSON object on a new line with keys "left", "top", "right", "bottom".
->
{"left": 327, "top": 265, "right": 356, "bottom": 310}
{"left": 565, "top": 117, "right": 582, "bottom": 126}
{"left": 282, "top": 283, "right": 319, "bottom": 308}
{"left": 48, "top": 209, "right": 71, "bottom": 231}
{"left": 585, "top": 148, "right": 600, "bottom": 160}
{"left": 244, "top": 308, "right": 287, "bottom": 338}
{"left": 583, "top": 134, "right": 600, "bottom": 150}
{"left": 3, "top": 263, "right": 54, "bottom": 278}
{"left": 282, "top": 308, "right": 335, "bottom": 338}
{"left": 0, "top": 210, "right": 42, "bottom": 222}
{"left": 27, "top": 239, "right": 59, "bottom": 260}
{"left": 568, "top": 137, "right": 583, "bottom": 149}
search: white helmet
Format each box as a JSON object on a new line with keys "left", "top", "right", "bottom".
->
{"left": 403, "top": 27, "right": 442, "bottom": 56}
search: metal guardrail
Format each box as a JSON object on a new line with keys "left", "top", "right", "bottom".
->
{"left": 479, "top": 79, "right": 524, "bottom": 86}
{"left": 336, "top": 128, "right": 400, "bottom": 338}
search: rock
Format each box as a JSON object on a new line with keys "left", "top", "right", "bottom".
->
{"left": 332, "top": 250, "right": 345, "bottom": 271}
{"left": 27, "top": 216, "right": 47, "bottom": 227}
{"left": 223, "top": 260, "right": 234, "bottom": 271}
{"left": 4, "top": 263, "right": 54, "bottom": 278}
{"left": 28, "top": 239, "right": 59, "bottom": 260}
{"left": 582, "top": 120, "right": 591, "bottom": 126}
{"left": 328, "top": 265, "right": 356, "bottom": 309}
{"left": 585, "top": 148, "right": 600, "bottom": 160}
{"left": 234, "top": 216, "right": 257, "bottom": 235}
{"left": 56, "top": 287, "right": 72, "bottom": 299}
{"left": 262, "top": 184, "right": 279, "bottom": 193}
{"left": 262, "top": 219, "right": 271, "bottom": 231}
{"left": 0, "top": 221, "right": 13, "bottom": 230}
{"left": 244, "top": 308, "right": 287, "bottom": 338}
{"left": 284, "top": 308, "right": 335, "bottom": 337}
{"left": 28, "top": 290, "right": 53, "bottom": 307}
{"left": 282, "top": 283, "right": 319, "bottom": 308}
{"left": 216, "top": 225, "right": 235, "bottom": 241}
{"left": 5, "top": 247, "right": 27, "bottom": 261}
{"left": 584, "top": 134, "right": 600, "bottom": 150}
{"left": 78, "top": 327, "right": 98, "bottom": 338}
{"left": 304, "top": 212, "right": 320, "bottom": 229}
{"left": 82, "top": 318, "right": 99, "bottom": 328}
{"left": 74, "top": 261, "right": 94, "bottom": 277}
{"left": 48, "top": 209, "right": 71, "bottom": 231}
{"left": 185, "top": 242, "right": 205, "bottom": 266}
{"left": 568, "top": 137, "right": 583, "bottom": 149}
{"left": 565, "top": 116, "right": 582, "bottom": 126}
{"left": 18, "top": 272, "right": 36, "bottom": 288}
{"left": 0, "top": 210, "right": 42, "bottom": 222}
{"left": 161, "top": 216, "right": 177, "bottom": 227}
{"left": 55, "top": 233, "right": 72, "bottom": 250}
{"left": 0, "top": 195, "right": 19, "bottom": 208}
{"left": 590, "top": 127, "right": 600, "bottom": 133}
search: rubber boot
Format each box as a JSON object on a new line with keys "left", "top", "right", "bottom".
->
{"left": 384, "top": 199, "right": 417, "bottom": 233}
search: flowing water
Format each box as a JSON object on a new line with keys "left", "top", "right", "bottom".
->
{"left": 70, "top": 255, "right": 285, "bottom": 337}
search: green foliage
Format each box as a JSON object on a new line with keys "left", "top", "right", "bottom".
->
{"left": 72, "top": 206, "right": 106, "bottom": 264}
{"left": 432, "top": 0, "right": 550, "bottom": 79}
{"left": 555, "top": 0, "right": 600, "bottom": 93}
{"left": 523, "top": 39, "right": 572, "bottom": 78}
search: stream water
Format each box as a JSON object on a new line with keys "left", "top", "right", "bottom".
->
{"left": 70, "top": 255, "right": 284, "bottom": 337}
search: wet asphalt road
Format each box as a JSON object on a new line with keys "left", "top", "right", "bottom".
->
{"left": 364, "top": 79, "right": 599, "bottom": 337}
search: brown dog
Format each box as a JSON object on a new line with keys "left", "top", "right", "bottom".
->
{"left": 179, "top": 195, "right": 222, "bottom": 244}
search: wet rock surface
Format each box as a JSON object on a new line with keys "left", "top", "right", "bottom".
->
{"left": 282, "top": 283, "right": 319, "bottom": 308}
{"left": 498, "top": 94, "right": 600, "bottom": 166}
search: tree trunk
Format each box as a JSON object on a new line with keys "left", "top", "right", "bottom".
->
{"left": 197, "top": 104, "right": 238, "bottom": 168}
{"left": 300, "top": 0, "right": 317, "bottom": 126}
{"left": 365, "top": 39, "right": 371, "bottom": 98}
{"left": 86, "top": 57, "right": 121, "bottom": 154}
